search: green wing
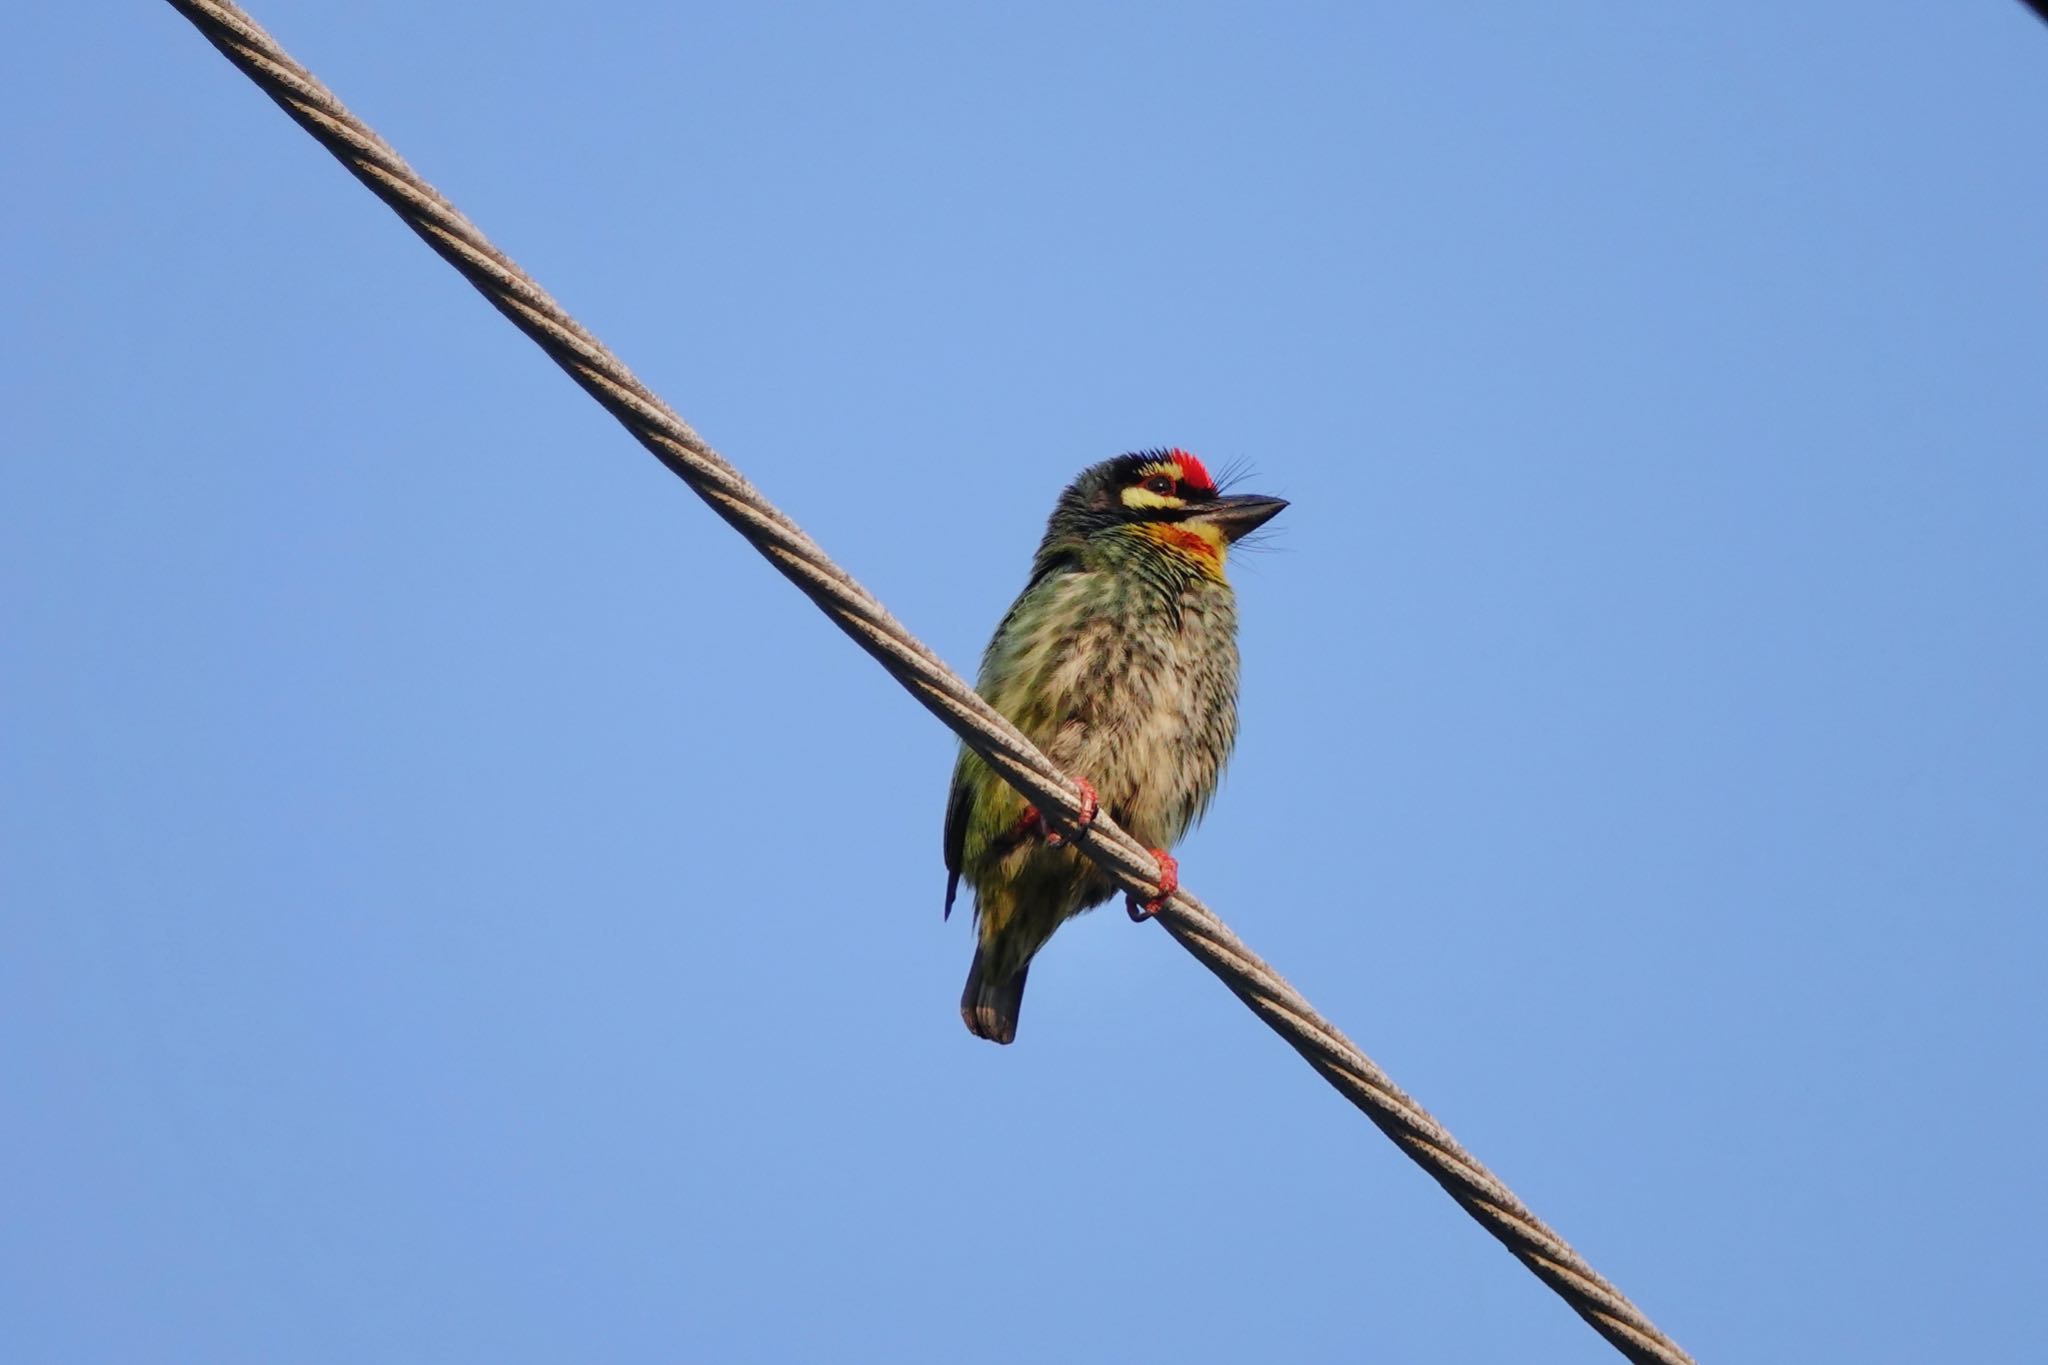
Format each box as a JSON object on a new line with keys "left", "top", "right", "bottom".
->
{"left": 940, "top": 550, "right": 1085, "bottom": 921}
{"left": 942, "top": 768, "right": 972, "bottom": 919}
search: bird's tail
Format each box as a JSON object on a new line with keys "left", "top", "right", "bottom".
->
{"left": 960, "top": 948, "right": 1029, "bottom": 1045}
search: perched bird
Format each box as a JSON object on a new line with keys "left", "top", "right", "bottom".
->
{"left": 944, "top": 449, "right": 1287, "bottom": 1044}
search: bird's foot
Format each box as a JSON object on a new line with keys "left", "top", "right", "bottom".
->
{"left": 1127, "top": 849, "right": 1179, "bottom": 921}
{"left": 1043, "top": 778, "right": 1099, "bottom": 847}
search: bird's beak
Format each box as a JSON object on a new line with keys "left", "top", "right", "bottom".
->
{"left": 1188, "top": 493, "right": 1288, "bottom": 543}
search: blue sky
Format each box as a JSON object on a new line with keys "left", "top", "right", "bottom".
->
{"left": 5, "top": 4, "right": 2045, "bottom": 1362}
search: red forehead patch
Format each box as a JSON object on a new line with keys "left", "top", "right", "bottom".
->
{"left": 1166, "top": 448, "right": 1215, "bottom": 492}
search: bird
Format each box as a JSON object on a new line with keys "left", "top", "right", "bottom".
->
{"left": 943, "top": 448, "right": 1287, "bottom": 1044}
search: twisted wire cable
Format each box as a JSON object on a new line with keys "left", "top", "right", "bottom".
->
{"left": 162, "top": 4, "right": 1695, "bottom": 1360}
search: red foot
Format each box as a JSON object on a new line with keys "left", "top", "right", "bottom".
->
{"left": 1127, "top": 849, "right": 1179, "bottom": 921}
{"left": 1044, "top": 778, "right": 1100, "bottom": 847}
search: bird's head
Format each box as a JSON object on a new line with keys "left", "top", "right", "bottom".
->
{"left": 1038, "top": 448, "right": 1287, "bottom": 579}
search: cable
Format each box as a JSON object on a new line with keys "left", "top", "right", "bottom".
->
{"left": 160, "top": 4, "right": 1695, "bottom": 1360}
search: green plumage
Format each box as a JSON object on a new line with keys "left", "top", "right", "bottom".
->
{"left": 943, "top": 450, "right": 1286, "bottom": 1043}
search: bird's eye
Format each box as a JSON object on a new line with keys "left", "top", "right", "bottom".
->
{"left": 1142, "top": 475, "right": 1177, "bottom": 496}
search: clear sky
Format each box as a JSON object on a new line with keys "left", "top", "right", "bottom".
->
{"left": 5, "top": 4, "right": 2045, "bottom": 1362}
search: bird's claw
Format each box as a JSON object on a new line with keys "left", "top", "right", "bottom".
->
{"left": 1043, "top": 778, "right": 1099, "bottom": 847}
{"left": 1126, "top": 848, "right": 1178, "bottom": 921}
